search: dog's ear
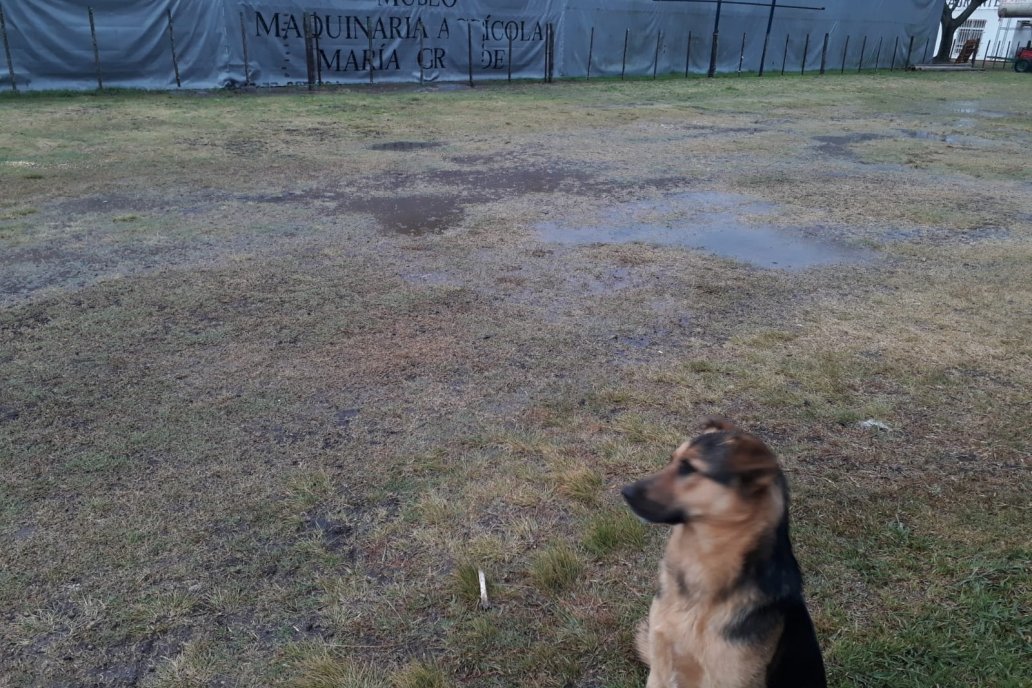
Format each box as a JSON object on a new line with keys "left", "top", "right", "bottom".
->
{"left": 730, "top": 434, "right": 780, "bottom": 495}
{"left": 732, "top": 434, "right": 776, "bottom": 470}
{"left": 700, "top": 416, "right": 736, "bottom": 434}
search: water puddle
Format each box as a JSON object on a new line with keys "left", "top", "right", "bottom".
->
{"left": 944, "top": 100, "right": 1010, "bottom": 118}
{"left": 536, "top": 191, "right": 874, "bottom": 270}
{"left": 904, "top": 130, "right": 956, "bottom": 143}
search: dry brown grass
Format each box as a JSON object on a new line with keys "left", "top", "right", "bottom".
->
{"left": 1, "top": 72, "right": 1029, "bottom": 687}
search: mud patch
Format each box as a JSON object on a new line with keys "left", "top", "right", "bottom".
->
{"left": 345, "top": 194, "right": 465, "bottom": 235}
{"left": 537, "top": 191, "right": 875, "bottom": 270}
{"left": 301, "top": 515, "right": 354, "bottom": 554}
{"left": 369, "top": 141, "right": 444, "bottom": 151}
{"left": 813, "top": 133, "right": 889, "bottom": 160}
{"left": 237, "top": 166, "right": 689, "bottom": 232}
{"left": 434, "top": 165, "right": 595, "bottom": 195}
{"left": 448, "top": 153, "right": 496, "bottom": 166}
{"left": 333, "top": 408, "right": 360, "bottom": 428}
{"left": 0, "top": 405, "right": 19, "bottom": 423}
{"left": 898, "top": 129, "right": 996, "bottom": 149}
{"left": 399, "top": 270, "right": 462, "bottom": 286}
{"left": 54, "top": 194, "right": 170, "bottom": 215}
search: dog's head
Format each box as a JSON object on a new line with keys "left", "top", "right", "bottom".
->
{"left": 621, "top": 417, "right": 783, "bottom": 526}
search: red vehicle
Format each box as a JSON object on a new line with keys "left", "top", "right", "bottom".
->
{"left": 1016, "top": 46, "right": 1032, "bottom": 72}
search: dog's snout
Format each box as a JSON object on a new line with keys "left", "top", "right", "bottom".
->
{"left": 621, "top": 483, "right": 641, "bottom": 501}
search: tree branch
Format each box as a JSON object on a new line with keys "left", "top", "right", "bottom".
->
{"left": 948, "top": 0, "right": 989, "bottom": 31}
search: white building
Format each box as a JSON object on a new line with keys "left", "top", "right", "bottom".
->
{"left": 939, "top": 0, "right": 1032, "bottom": 61}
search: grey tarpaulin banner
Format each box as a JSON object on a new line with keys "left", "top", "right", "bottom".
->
{"left": 0, "top": 1, "right": 941, "bottom": 91}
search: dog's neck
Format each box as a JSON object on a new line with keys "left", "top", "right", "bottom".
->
{"left": 663, "top": 493, "right": 786, "bottom": 600}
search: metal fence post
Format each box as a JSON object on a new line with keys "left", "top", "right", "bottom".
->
{"left": 549, "top": 23, "right": 555, "bottom": 82}
{"left": 737, "top": 32, "right": 746, "bottom": 75}
{"left": 166, "top": 8, "right": 181, "bottom": 87}
{"left": 654, "top": 31, "right": 662, "bottom": 79}
{"left": 890, "top": 35, "right": 898, "bottom": 70}
{"left": 621, "top": 28, "right": 628, "bottom": 80}
{"left": 468, "top": 21, "right": 474, "bottom": 86}
{"left": 369, "top": 18, "right": 375, "bottom": 84}
{"left": 707, "top": 2, "right": 722, "bottom": 78}
{"left": 858, "top": 35, "right": 867, "bottom": 72}
{"left": 587, "top": 26, "right": 594, "bottom": 79}
{"left": 239, "top": 11, "right": 251, "bottom": 86}
{"left": 905, "top": 35, "right": 914, "bottom": 68}
{"left": 819, "top": 32, "right": 828, "bottom": 74}
{"left": 543, "top": 23, "right": 548, "bottom": 82}
{"left": 506, "top": 33, "right": 512, "bottom": 82}
{"left": 303, "top": 13, "right": 315, "bottom": 91}
{"left": 801, "top": 33, "right": 809, "bottom": 75}
{"left": 874, "top": 36, "right": 882, "bottom": 71}
{"left": 685, "top": 30, "right": 692, "bottom": 77}
{"left": 0, "top": 3, "right": 16, "bottom": 92}
{"left": 782, "top": 33, "right": 789, "bottom": 76}
{"left": 88, "top": 7, "right": 103, "bottom": 90}
{"left": 315, "top": 27, "right": 322, "bottom": 86}
{"left": 841, "top": 35, "right": 849, "bottom": 74}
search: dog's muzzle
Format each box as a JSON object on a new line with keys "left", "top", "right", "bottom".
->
{"left": 621, "top": 481, "right": 686, "bottom": 525}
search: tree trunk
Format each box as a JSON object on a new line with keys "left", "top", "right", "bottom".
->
{"left": 935, "top": 23, "right": 959, "bottom": 62}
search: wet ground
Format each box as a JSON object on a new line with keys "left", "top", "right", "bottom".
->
{"left": 9, "top": 116, "right": 1019, "bottom": 305}
{"left": 2, "top": 76, "right": 1031, "bottom": 688}
{"left": 536, "top": 191, "right": 876, "bottom": 269}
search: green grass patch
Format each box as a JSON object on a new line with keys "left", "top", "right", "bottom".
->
{"left": 583, "top": 508, "right": 648, "bottom": 557}
{"left": 529, "top": 543, "right": 584, "bottom": 593}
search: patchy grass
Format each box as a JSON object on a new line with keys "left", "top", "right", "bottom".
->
{"left": 555, "top": 465, "right": 604, "bottom": 505}
{"left": 392, "top": 661, "right": 453, "bottom": 688}
{"left": 285, "top": 644, "right": 389, "bottom": 688}
{"left": 1, "top": 72, "right": 1030, "bottom": 687}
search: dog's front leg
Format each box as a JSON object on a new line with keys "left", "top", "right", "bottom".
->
{"left": 645, "top": 622, "right": 701, "bottom": 688}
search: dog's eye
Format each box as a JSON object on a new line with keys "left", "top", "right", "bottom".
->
{"left": 677, "top": 460, "right": 696, "bottom": 476}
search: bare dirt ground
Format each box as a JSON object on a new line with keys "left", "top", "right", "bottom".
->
{"left": 1, "top": 72, "right": 1029, "bottom": 687}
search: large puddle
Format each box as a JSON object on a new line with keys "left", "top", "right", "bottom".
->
{"left": 536, "top": 191, "right": 875, "bottom": 270}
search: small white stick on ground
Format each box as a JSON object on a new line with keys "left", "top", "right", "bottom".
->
{"left": 478, "top": 569, "right": 489, "bottom": 609}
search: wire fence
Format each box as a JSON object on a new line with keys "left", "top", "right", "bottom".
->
{"left": 0, "top": 3, "right": 1000, "bottom": 93}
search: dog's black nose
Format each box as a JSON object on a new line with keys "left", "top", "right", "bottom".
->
{"left": 621, "top": 484, "right": 638, "bottom": 501}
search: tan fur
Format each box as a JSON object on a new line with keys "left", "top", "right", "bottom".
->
{"left": 628, "top": 421, "right": 786, "bottom": 688}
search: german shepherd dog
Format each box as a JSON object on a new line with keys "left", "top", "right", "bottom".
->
{"left": 621, "top": 418, "right": 826, "bottom": 688}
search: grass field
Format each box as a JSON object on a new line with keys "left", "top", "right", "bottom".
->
{"left": 1, "top": 71, "right": 1030, "bottom": 687}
